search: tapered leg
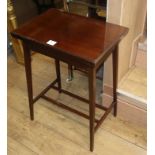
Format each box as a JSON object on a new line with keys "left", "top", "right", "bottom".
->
{"left": 23, "top": 43, "right": 34, "bottom": 120}
{"left": 112, "top": 45, "right": 118, "bottom": 117}
{"left": 88, "top": 68, "right": 96, "bottom": 151}
{"left": 55, "top": 59, "right": 61, "bottom": 93}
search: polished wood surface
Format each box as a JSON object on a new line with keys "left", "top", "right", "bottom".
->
{"left": 12, "top": 9, "right": 128, "bottom": 66}
{"left": 11, "top": 9, "right": 128, "bottom": 152}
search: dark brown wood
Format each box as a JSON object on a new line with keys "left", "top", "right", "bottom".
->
{"left": 41, "top": 95, "right": 99, "bottom": 123}
{"left": 88, "top": 68, "right": 96, "bottom": 152}
{"left": 94, "top": 101, "right": 115, "bottom": 132}
{"left": 55, "top": 60, "right": 61, "bottom": 93}
{"left": 112, "top": 45, "right": 118, "bottom": 117}
{"left": 50, "top": 85, "right": 108, "bottom": 111}
{"left": 22, "top": 43, "right": 34, "bottom": 120}
{"left": 11, "top": 9, "right": 128, "bottom": 152}
{"left": 11, "top": 9, "right": 128, "bottom": 68}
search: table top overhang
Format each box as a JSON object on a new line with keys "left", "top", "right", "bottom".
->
{"left": 11, "top": 9, "right": 128, "bottom": 66}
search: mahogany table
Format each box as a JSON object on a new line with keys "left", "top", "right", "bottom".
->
{"left": 11, "top": 9, "right": 128, "bottom": 152}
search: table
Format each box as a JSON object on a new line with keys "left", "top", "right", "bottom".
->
{"left": 11, "top": 9, "right": 128, "bottom": 151}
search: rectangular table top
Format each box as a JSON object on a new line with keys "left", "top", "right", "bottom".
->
{"left": 12, "top": 9, "right": 128, "bottom": 66}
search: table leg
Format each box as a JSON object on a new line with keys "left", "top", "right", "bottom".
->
{"left": 112, "top": 45, "right": 118, "bottom": 117}
{"left": 88, "top": 68, "right": 96, "bottom": 151}
{"left": 23, "top": 43, "right": 34, "bottom": 120}
{"left": 55, "top": 59, "right": 61, "bottom": 93}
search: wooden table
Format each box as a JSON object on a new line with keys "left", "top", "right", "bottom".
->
{"left": 11, "top": 9, "right": 128, "bottom": 152}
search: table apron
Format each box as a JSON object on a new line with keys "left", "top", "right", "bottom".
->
{"left": 26, "top": 41, "right": 96, "bottom": 70}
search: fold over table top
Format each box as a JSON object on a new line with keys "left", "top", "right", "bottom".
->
{"left": 11, "top": 9, "right": 128, "bottom": 66}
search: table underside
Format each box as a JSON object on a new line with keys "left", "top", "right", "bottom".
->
{"left": 32, "top": 76, "right": 116, "bottom": 133}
